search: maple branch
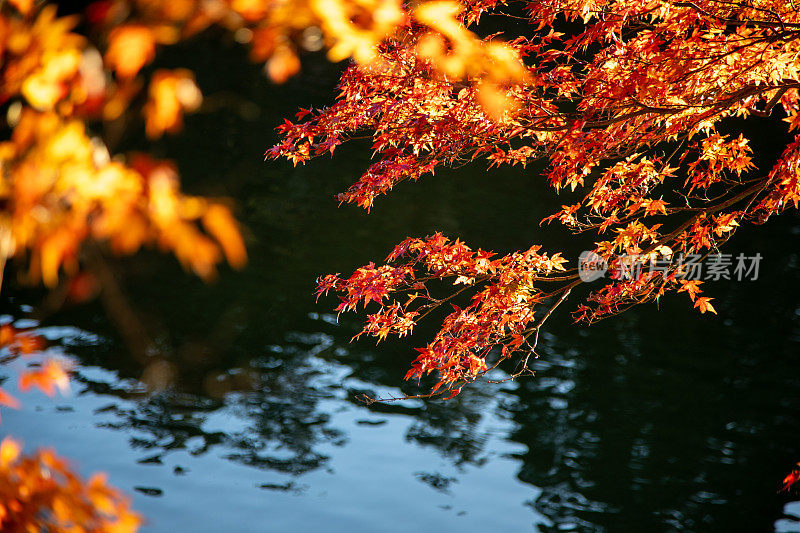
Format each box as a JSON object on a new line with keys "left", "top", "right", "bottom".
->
{"left": 748, "top": 87, "right": 789, "bottom": 117}
{"left": 525, "top": 283, "right": 575, "bottom": 347}
{"left": 673, "top": 1, "right": 799, "bottom": 30}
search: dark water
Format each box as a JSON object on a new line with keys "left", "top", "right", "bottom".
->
{"left": 2, "top": 35, "right": 800, "bottom": 532}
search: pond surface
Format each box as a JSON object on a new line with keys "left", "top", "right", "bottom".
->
{"left": 2, "top": 35, "right": 800, "bottom": 532}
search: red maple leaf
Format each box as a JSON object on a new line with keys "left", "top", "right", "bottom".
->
{"left": 782, "top": 465, "right": 800, "bottom": 492}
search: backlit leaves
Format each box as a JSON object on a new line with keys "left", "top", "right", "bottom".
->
{"left": 105, "top": 25, "right": 157, "bottom": 79}
{"left": 144, "top": 69, "right": 202, "bottom": 138}
{"left": 693, "top": 296, "right": 717, "bottom": 315}
{"left": 0, "top": 2, "right": 255, "bottom": 290}
{"left": 317, "top": 233, "right": 566, "bottom": 392}
{"left": 0, "top": 0, "right": 540, "bottom": 292}
{"left": 273, "top": 0, "right": 800, "bottom": 398}
{"left": 0, "top": 110, "right": 246, "bottom": 285}
{"left": 0, "top": 0, "right": 798, "bottom": 514}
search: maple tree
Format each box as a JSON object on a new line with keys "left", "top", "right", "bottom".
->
{"left": 1, "top": 0, "right": 799, "bottom": 526}
{"left": 269, "top": 0, "right": 800, "bottom": 398}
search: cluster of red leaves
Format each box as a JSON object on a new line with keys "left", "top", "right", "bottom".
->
{"left": 266, "top": 39, "right": 528, "bottom": 210}
{"left": 272, "top": 0, "right": 800, "bottom": 398}
{"left": 317, "top": 233, "right": 567, "bottom": 393}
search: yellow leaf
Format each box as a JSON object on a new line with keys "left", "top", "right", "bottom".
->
{"left": 21, "top": 73, "right": 64, "bottom": 111}
{"left": 266, "top": 46, "right": 300, "bottom": 83}
{"left": 105, "top": 26, "right": 156, "bottom": 78}
{"left": 694, "top": 296, "right": 717, "bottom": 315}
{"left": 144, "top": 69, "right": 202, "bottom": 138}
{"left": 202, "top": 204, "right": 247, "bottom": 269}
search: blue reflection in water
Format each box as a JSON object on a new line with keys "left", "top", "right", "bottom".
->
{"left": 1, "top": 309, "right": 551, "bottom": 532}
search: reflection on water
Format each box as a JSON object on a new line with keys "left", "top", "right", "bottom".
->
{"left": 777, "top": 501, "right": 800, "bottom": 532}
{"left": 3, "top": 270, "right": 800, "bottom": 532}
{"left": 1, "top": 303, "right": 545, "bottom": 532}
{"left": 1, "top": 34, "right": 800, "bottom": 532}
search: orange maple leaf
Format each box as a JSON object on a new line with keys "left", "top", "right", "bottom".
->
{"left": 693, "top": 296, "right": 717, "bottom": 315}
{"left": 0, "top": 324, "right": 14, "bottom": 346}
{"left": 19, "top": 360, "right": 71, "bottom": 397}
{"left": 105, "top": 25, "right": 156, "bottom": 79}
{"left": 266, "top": 45, "right": 300, "bottom": 84}
{"left": 0, "top": 387, "right": 20, "bottom": 423}
{"left": 677, "top": 279, "right": 703, "bottom": 302}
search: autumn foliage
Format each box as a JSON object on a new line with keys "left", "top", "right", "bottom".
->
{"left": 269, "top": 0, "right": 800, "bottom": 398}
{"left": 2, "top": 0, "right": 800, "bottom": 525}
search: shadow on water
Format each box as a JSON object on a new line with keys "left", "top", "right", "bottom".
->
{"left": 2, "top": 31, "right": 800, "bottom": 532}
